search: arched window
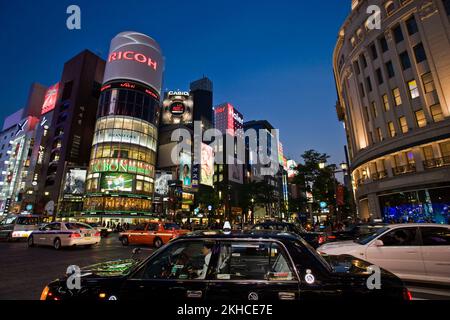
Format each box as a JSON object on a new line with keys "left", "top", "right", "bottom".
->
{"left": 385, "top": 1, "right": 396, "bottom": 16}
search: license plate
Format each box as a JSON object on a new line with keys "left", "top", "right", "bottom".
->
{"left": 85, "top": 237, "right": 91, "bottom": 240}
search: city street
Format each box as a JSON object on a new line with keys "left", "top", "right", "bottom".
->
{"left": 0, "top": 236, "right": 154, "bottom": 300}
{"left": 0, "top": 236, "right": 449, "bottom": 300}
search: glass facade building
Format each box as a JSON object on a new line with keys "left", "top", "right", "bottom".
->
{"left": 83, "top": 32, "right": 164, "bottom": 218}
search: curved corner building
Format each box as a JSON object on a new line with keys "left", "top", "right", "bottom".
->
{"left": 83, "top": 32, "right": 164, "bottom": 219}
{"left": 334, "top": 0, "right": 450, "bottom": 223}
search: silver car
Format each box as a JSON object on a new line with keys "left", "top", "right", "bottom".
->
{"left": 28, "top": 222, "right": 101, "bottom": 250}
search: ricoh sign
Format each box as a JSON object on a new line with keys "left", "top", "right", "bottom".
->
{"left": 103, "top": 31, "right": 165, "bottom": 95}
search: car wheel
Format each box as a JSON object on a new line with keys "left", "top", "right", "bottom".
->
{"left": 153, "top": 238, "right": 163, "bottom": 249}
{"left": 121, "top": 237, "right": 129, "bottom": 246}
{"left": 53, "top": 238, "right": 62, "bottom": 250}
{"left": 28, "top": 235, "right": 34, "bottom": 247}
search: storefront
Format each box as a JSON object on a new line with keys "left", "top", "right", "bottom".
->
{"left": 379, "top": 186, "right": 450, "bottom": 224}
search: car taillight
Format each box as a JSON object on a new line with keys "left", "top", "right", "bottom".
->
{"left": 94, "top": 232, "right": 101, "bottom": 237}
{"left": 328, "top": 235, "right": 336, "bottom": 240}
{"left": 403, "top": 288, "right": 413, "bottom": 301}
{"left": 70, "top": 233, "right": 81, "bottom": 238}
{"left": 318, "top": 236, "right": 326, "bottom": 244}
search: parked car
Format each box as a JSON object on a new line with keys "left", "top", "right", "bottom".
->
{"left": 88, "top": 223, "right": 112, "bottom": 238}
{"left": 119, "top": 222, "right": 190, "bottom": 248}
{"left": 252, "top": 221, "right": 327, "bottom": 248}
{"left": 327, "top": 223, "right": 387, "bottom": 242}
{"left": 28, "top": 222, "right": 101, "bottom": 250}
{"left": 0, "top": 215, "right": 43, "bottom": 241}
{"left": 40, "top": 230, "right": 411, "bottom": 301}
{"left": 318, "top": 223, "right": 450, "bottom": 285}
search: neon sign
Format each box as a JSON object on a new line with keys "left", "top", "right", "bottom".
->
{"left": 42, "top": 83, "right": 60, "bottom": 115}
{"left": 108, "top": 51, "right": 158, "bottom": 71}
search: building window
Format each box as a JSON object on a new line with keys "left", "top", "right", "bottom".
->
{"left": 370, "top": 43, "right": 378, "bottom": 60}
{"left": 393, "top": 25, "right": 404, "bottom": 43}
{"left": 377, "top": 128, "right": 383, "bottom": 142}
{"left": 386, "top": 1, "right": 396, "bottom": 15}
{"left": 364, "top": 107, "right": 370, "bottom": 121}
{"left": 360, "top": 54, "right": 368, "bottom": 68}
{"left": 354, "top": 61, "right": 361, "bottom": 74}
{"left": 405, "top": 16, "right": 419, "bottom": 35}
{"left": 415, "top": 110, "right": 427, "bottom": 128}
{"left": 422, "top": 72, "right": 435, "bottom": 93}
{"left": 376, "top": 68, "right": 384, "bottom": 85}
{"left": 399, "top": 51, "right": 412, "bottom": 70}
{"left": 440, "top": 141, "right": 450, "bottom": 157}
{"left": 366, "top": 77, "right": 373, "bottom": 92}
{"left": 359, "top": 83, "right": 365, "bottom": 97}
{"left": 422, "top": 145, "right": 434, "bottom": 161}
{"left": 430, "top": 104, "right": 445, "bottom": 122}
{"left": 408, "top": 80, "right": 420, "bottom": 99}
{"left": 443, "top": 0, "right": 450, "bottom": 16}
{"left": 413, "top": 43, "right": 427, "bottom": 63}
{"left": 372, "top": 102, "right": 378, "bottom": 118}
{"left": 385, "top": 61, "right": 395, "bottom": 78}
{"left": 393, "top": 88, "right": 402, "bottom": 106}
{"left": 399, "top": 116, "right": 408, "bottom": 133}
{"left": 379, "top": 36, "right": 389, "bottom": 52}
{"left": 383, "top": 94, "right": 390, "bottom": 111}
{"left": 388, "top": 122, "right": 396, "bottom": 137}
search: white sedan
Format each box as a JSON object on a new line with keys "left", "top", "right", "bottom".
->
{"left": 28, "top": 222, "right": 101, "bottom": 250}
{"left": 317, "top": 223, "right": 450, "bottom": 285}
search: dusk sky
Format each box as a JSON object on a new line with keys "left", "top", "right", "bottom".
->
{"left": 0, "top": 0, "right": 350, "bottom": 165}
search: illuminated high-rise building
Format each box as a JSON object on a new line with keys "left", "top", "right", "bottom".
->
{"left": 83, "top": 32, "right": 164, "bottom": 221}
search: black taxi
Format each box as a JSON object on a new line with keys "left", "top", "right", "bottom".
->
{"left": 41, "top": 230, "right": 411, "bottom": 301}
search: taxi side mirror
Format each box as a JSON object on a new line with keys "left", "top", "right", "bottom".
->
{"left": 372, "top": 240, "right": 384, "bottom": 247}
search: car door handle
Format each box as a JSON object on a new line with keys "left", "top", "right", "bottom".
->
{"left": 279, "top": 292, "right": 296, "bottom": 300}
{"left": 187, "top": 291, "right": 203, "bottom": 298}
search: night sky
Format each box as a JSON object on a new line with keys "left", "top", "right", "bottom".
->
{"left": 0, "top": 0, "right": 350, "bottom": 165}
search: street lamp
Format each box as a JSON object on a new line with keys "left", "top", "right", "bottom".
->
{"left": 340, "top": 162, "right": 348, "bottom": 171}
{"left": 319, "top": 162, "right": 326, "bottom": 170}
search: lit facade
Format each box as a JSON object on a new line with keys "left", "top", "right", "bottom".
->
{"left": 83, "top": 32, "right": 164, "bottom": 219}
{"left": 334, "top": 0, "right": 450, "bottom": 223}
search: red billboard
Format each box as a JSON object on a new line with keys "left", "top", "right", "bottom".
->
{"left": 41, "top": 83, "right": 60, "bottom": 115}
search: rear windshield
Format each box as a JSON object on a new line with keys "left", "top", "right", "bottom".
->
{"left": 16, "top": 217, "right": 41, "bottom": 225}
{"left": 164, "top": 223, "right": 180, "bottom": 230}
{"left": 65, "top": 223, "right": 93, "bottom": 230}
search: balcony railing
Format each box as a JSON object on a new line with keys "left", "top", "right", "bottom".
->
{"left": 371, "top": 170, "right": 388, "bottom": 181}
{"left": 393, "top": 163, "right": 416, "bottom": 176}
{"left": 423, "top": 156, "right": 450, "bottom": 170}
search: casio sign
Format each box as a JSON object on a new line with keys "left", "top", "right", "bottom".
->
{"left": 168, "top": 91, "right": 189, "bottom": 97}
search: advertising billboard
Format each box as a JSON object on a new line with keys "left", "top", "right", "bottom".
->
{"left": 287, "top": 160, "right": 298, "bottom": 179}
{"left": 228, "top": 163, "right": 243, "bottom": 184}
{"left": 162, "top": 91, "right": 194, "bottom": 125}
{"left": 200, "top": 143, "right": 214, "bottom": 186}
{"left": 63, "top": 168, "right": 87, "bottom": 195}
{"left": 90, "top": 158, "right": 154, "bottom": 177}
{"left": 179, "top": 152, "right": 192, "bottom": 187}
{"left": 103, "top": 32, "right": 165, "bottom": 95}
{"left": 155, "top": 171, "right": 173, "bottom": 197}
{"left": 41, "top": 83, "right": 60, "bottom": 115}
{"left": 100, "top": 173, "right": 134, "bottom": 192}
